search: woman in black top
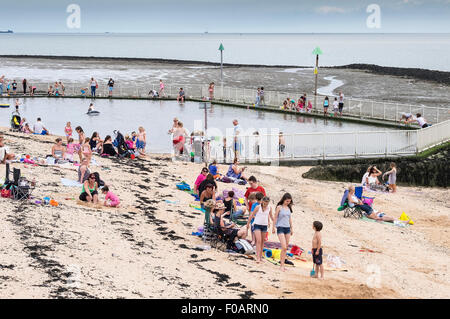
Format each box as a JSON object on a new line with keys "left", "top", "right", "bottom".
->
{"left": 101, "top": 135, "right": 117, "bottom": 156}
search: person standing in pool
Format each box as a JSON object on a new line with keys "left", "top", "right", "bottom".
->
{"left": 12, "top": 80, "right": 17, "bottom": 95}
{"left": 338, "top": 91, "right": 344, "bottom": 116}
{"left": 159, "top": 79, "right": 165, "bottom": 97}
{"left": 0, "top": 75, "right": 4, "bottom": 95}
{"left": 323, "top": 96, "right": 329, "bottom": 116}
{"left": 107, "top": 78, "right": 114, "bottom": 97}
{"left": 90, "top": 77, "right": 98, "bottom": 97}
{"left": 208, "top": 82, "right": 215, "bottom": 100}
{"left": 259, "top": 87, "right": 265, "bottom": 106}
{"left": 22, "top": 79, "right": 27, "bottom": 95}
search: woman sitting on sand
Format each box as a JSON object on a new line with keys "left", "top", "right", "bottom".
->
{"left": 367, "top": 166, "right": 382, "bottom": 185}
{"left": 101, "top": 135, "right": 118, "bottom": 156}
{"left": 89, "top": 132, "right": 103, "bottom": 153}
{"left": 79, "top": 173, "right": 99, "bottom": 204}
{"left": 210, "top": 202, "right": 248, "bottom": 242}
{"left": 200, "top": 184, "right": 216, "bottom": 209}
{"left": 347, "top": 186, "right": 409, "bottom": 224}
{"left": 226, "top": 158, "right": 247, "bottom": 181}
{"left": 78, "top": 158, "right": 90, "bottom": 183}
{"left": 51, "top": 138, "right": 66, "bottom": 162}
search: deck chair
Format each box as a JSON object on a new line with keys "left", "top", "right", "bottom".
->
{"left": 337, "top": 187, "right": 363, "bottom": 219}
{"left": 230, "top": 205, "right": 248, "bottom": 226}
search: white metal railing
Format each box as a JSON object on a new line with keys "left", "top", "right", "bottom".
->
{"left": 416, "top": 119, "right": 450, "bottom": 152}
{"left": 182, "top": 120, "right": 449, "bottom": 162}
{"left": 11, "top": 81, "right": 450, "bottom": 125}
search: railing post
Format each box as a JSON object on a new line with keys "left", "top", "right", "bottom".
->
{"left": 354, "top": 132, "right": 357, "bottom": 158}
{"left": 383, "top": 102, "right": 386, "bottom": 120}
{"left": 322, "top": 133, "right": 326, "bottom": 160}
{"left": 385, "top": 131, "right": 388, "bottom": 157}
{"left": 396, "top": 103, "right": 399, "bottom": 122}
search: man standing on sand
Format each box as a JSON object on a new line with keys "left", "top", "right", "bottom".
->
{"left": 233, "top": 119, "right": 242, "bottom": 161}
{"left": 338, "top": 91, "right": 344, "bottom": 116}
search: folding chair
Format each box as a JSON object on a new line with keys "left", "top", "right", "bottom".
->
{"left": 338, "top": 188, "right": 363, "bottom": 219}
{"left": 230, "top": 205, "right": 248, "bottom": 226}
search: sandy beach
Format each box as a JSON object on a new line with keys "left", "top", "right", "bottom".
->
{"left": 1, "top": 128, "right": 449, "bottom": 299}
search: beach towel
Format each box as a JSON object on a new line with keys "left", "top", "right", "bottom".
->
{"left": 264, "top": 241, "right": 295, "bottom": 250}
{"left": 361, "top": 216, "right": 408, "bottom": 227}
{"left": 61, "top": 178, "right": 82, "bottom": 187}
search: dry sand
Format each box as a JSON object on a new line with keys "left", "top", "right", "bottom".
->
{"left": 0, "top": 128, "right": 449, "bottom": 299}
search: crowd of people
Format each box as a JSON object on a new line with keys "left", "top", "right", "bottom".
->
{"left": 0, "top": 76, "right": 37, "bottom": 96}
{"left": 192, "top": 162, "right": 325, "bottom": 276}
{"left": 279, "top": 91, "right": 345, "bottom": 117}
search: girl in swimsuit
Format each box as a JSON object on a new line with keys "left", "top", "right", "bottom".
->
{"left": 65, "top": 137, "right": 75, "bottom": 161}
{"left": 208, "top": 82, "right": 214, "bottom": 100}
{"left": 75, "top": 126, "right": 86, "bottom": 162}
{"left": 159, "top": 79, "right": 165, "bottom": 97}
{"left": 82, "top": 137, "right": 92, "bottom": 163}
{"left": 65, "top": 122, "right": 73, "bottom": 143}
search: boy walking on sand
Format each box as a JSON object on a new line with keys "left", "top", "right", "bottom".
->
{"left": 312, "top": 221, "right": 324, "bottom": 279}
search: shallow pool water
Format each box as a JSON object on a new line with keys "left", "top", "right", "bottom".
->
{"left": 0, "top": 97, "right": 394, "bottom": 153}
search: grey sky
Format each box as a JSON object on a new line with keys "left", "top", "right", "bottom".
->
{"left": 0, "top": 0, "right": 449, "bottom": 33}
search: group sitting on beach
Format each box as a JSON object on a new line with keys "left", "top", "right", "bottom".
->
{"left": 361, "top": 163, "right": 397, "bottom": 193}
{"left": 192, "top": 164, "right": 308, "bottom": 273}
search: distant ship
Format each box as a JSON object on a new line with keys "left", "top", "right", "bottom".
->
{"left": 0, "top": 30, "right": 13, "bottom": 34}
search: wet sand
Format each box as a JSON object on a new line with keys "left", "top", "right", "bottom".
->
{"left": 0, "top": 129, "right": 449, "bottom": 298}
{"left": 1, "top": 56, "right": 449, "bottom": 108}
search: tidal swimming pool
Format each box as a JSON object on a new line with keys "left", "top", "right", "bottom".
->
{"left": 0, "top": 97, "right": 397, "bottom": 154}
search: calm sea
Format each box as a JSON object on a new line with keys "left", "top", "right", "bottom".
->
{"left": 0, "top": 33, "right": 449, "bottom": 71}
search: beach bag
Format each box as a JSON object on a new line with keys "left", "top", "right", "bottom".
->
{"left": 236, "top": 239, "right": 254, "bottom": 255}
{"left": 221, "top": 176, "right": 232, "bottom": 183}
{"left": 1, "top": 188, "right": 11, "bottom": 198}
{"left": 362, "top": 197, "right": 374, "bottom": 207}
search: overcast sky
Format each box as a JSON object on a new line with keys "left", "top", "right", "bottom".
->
{"left": 1, "top": 0, "right": 449, "bottom": 33}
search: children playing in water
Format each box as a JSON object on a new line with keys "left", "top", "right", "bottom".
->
{"left": 311, "top": 221, "right": 324, "bottom": 279}
{"left": 102, "top": 186, "right": 120, "bottom": 207}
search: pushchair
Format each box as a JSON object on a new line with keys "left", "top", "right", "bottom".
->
{"left": 113, "top": 130, "right": 133, "bottom": 158}
{"left": 11, "top": 114, "right": 21, "bottom": 131}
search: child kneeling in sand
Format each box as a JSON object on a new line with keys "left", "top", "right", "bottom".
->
{"left": 102, "top": 186, "right": 120, "bottom": 208}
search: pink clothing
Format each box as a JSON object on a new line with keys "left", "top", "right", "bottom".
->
{"left": 105, "top": 191, "right": 120, "bottom": 206}
{"left": 194, "top": 174, "right": 206, "bottom": 188}
{"left": 66, "top": 143, "right": 75, "bottom": 154}
{"left": 65, "top": 126, "right": 73, "bottom": 137}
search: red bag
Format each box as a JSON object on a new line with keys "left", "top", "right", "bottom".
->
{"left": 1, "top": 189, "right": 11, "bottom": 198}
